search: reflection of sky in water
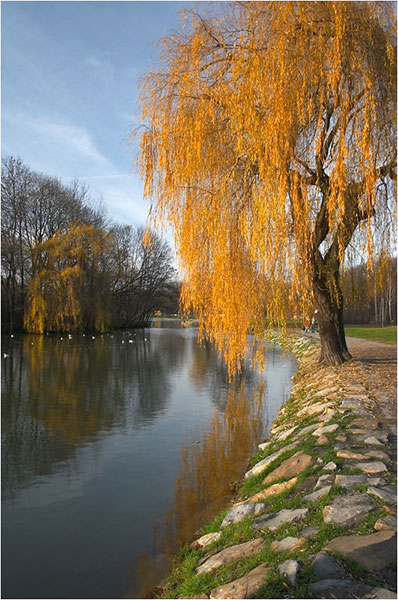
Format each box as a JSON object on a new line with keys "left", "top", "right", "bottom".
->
{"left": 1, "top": 328, "right": 296, "bottom": 599}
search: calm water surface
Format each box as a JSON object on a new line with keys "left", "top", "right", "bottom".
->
{"left": 2, "top": 324, "right": 296, "bottom": 599}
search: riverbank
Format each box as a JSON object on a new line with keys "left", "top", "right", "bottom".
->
{"left": 157, "top": 333, "right": 397, "bottom": 599}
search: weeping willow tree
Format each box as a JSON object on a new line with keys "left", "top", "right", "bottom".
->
{"left": 138, "top": 1, "right": 396, "bottom": 373}
{"left": 24, "top": 224, "right": 112, "bottom": 333}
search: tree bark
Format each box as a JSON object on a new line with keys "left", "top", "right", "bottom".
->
{"left": 313, "top": 265, "right": 351, "bottom": 366}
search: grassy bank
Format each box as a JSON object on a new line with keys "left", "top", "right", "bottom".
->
{"left": 344, "top": 325, "right": 397, "bottom": 345}
{"left": 157, "top": 334, "right": 396, "bottom": 599}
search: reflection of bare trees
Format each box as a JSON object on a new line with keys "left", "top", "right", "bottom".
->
{"left": 1, "top": 331, "right": 186, "bottom": 500}
{"left": 188, "top": 335, "right": 260, "bottom": 413}
{"left": 134, "top": 383, "right": 264, "bottom": 598}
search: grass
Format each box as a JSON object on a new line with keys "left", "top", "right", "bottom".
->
{"left": 344, "top": 325, "right": 397, "bottom": 345}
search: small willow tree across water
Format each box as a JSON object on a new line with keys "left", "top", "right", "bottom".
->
{"left": 138, "top": 1, "right": 396, "bottom": 373}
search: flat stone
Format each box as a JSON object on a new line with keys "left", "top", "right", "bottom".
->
{"left": 297, "top": 423, "right": 320, "bottom": 437}
{"left": 270, "top": 422, "right": 285, "bottom": 434}
{"left": 374, "top": 515, "right": 397, "bottom": 531}
{"left": 352, "top": 461, "right": 388, "bottom": 474}
{"left": 365, "top": 450, "right": 391, "bottom": 462}
{"left": 249, "top": 477, "right": 298, "bottom": 501}
{"left": 335, "top": 435, "right": 347, "bottom": 442}
{"left": 362, "top": 436, "right": 385, "bottom": 446}
{"left": 343, "top": 390, "right": 368, "bottom": 399}
{"left": 323, "top": 461, "right": 337, "bottom": 471}
{"left": 262, "top": 451, "right": 314, "bottom": 485}
{"left": 209, "top": 563, "right": 268, "bottom": 599}
{"left": 352, "top": 417, "right": 378, "bottom": 430}
{"left": 309, "top": 578, "right": 374, "bottom": 598}
{"left": 274, "top": 426, "right": 297, "bottom": 442}
{"left": 315, "top": 474, "right": 335, "bottom": 489}
{"left": 297, "top": 402, "right": 330, "bottom": 418}
{"left": 271, "top": 536, "right": 305, "bottom": 553}
{"left": 313, "top": 423, "right": 339, "bottom": 437}
{"left": 186, "top": 596, "right": 209, "bottom": 599}
{"left": 341, "top": 399, "right": 365, "bottom": 410}
{"left": 316, "top": 435, "right": 329, "bottom": 445}
{"left": 326, "top": 530, "right": 397, "bottom": 571}
{"left": 277, "top": 560, "right": 300, "bottom": 587}
{"left": 191, "top": 532, "right": 222, "bottom": 549}
{"left": 351, "top": 428, "right": 373, "bottom": 435}
{"left": 221, "top": 503, "right": 265, "bottom": 527}
{"left": 362, "top": 432, "right": 389, "bottom": 444}
{"left": 312, "top": 551, "right": 346, "bottom": 580}
{"left": 300, "top": 526, "right": 319, "bottom": 539}
{"left": 335, "top": 474, "right": 384, "bottom": 489}
{"left": 367, "top": 486, "right": 397, "bottom": 504}
{"left": 258, "top": 440, "right": 271, "bottom": 451}
{"left": 244, "top": 440, "right": 299, "bottom": 479}
{"left": 304, "top": 485, "right": 332, "bottom": 502}
{"left": 369, "top": 477, "right": 387, "bottom": 486}
{"left": 334, "top": 443, "right": 348, "bottom": 451}
{"left": 335, "top": 474, "right": 368, "bottom": 488}
{"left": 337, "top": 449, "right": 367, "bottom": 460}
{"left": 323, "top": 493, "right": 375, "bottom": 527}
{"left": 345, "top": 383, "right": 368, "bottom": 400}
{"left": 317, "top": 386, "right": 339, "bottom": 397}
{"left": 319, "top": 410, "right": 337, "bottom": 423}
{"left": 196, "top": 538, "right": 266, "bottom": 575}
{"left": 252, "top": 508, "right": 308, "bottom": 532}
{"left": 364, "top": 588, "right": 397, "bottom": 599}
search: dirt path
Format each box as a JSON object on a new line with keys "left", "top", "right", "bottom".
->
{"left": 342, "top": 337, "right": 397, "bottom": 446}
{"left": 345, "top": 336, "right": 397, "bottom": 406}
{"left": 303, "top": 332, "right": 397, "bottom": 437}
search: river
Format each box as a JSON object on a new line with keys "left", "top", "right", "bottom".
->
{"left": 2, "top": 323, "right": 296, "bottom": 599}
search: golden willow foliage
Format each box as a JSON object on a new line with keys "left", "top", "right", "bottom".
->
{"left": 138, "top": 1, "right": 396, "bottom": 374}
{"left": 24, "top": 223, "right": 112, "bottom": 333}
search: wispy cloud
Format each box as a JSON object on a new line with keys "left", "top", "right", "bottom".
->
{"left": 2, "top": 111, "right": 148, "bottom": 226}
{"left": 29, "top": 118, "right": 111, "bottom": 165}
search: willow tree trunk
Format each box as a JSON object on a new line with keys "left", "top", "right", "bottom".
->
{"left": 313, "top": 266, "right": 351, "bottom": 365}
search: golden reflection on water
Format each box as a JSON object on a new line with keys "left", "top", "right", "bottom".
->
{"left": 133, "top": 382, "right": 264, "bottom": 598}
{"left": 22, "top": 335, "right": 114, "bottom": 444}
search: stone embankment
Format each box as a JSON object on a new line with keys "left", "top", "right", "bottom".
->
{"left": 161, "top": 334, "right": 397, "bottom": 599}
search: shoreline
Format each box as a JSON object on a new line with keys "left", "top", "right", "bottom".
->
{"left": 156, "top": 333, "right": 397, "bottom": 599}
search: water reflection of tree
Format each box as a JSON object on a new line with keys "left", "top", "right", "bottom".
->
{"left": 188, "top": 335, "right": 260, "bottom": 412}
{"left": 133, "top": 382, "right": 264, "bottom": 598}
{"left": 2, "top": 331, "right": 186, "bottom": 500}
{"left": 2, "top": 338, "right": 74, "bottom": 502}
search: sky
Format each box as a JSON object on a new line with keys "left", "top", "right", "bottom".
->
{"left": 1, "top": 1, "right": 195, "bottom": 228}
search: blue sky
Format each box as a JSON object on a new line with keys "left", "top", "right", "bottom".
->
{"left": 1, "top": 1, "right": 195, "bottom": 227}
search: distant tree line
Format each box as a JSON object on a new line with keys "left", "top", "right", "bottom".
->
{"left": 1, "top": 156, "right": 180, "bottom": 333}
{"left": 342, "top": 254, "right": 396, "bottom": 326}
